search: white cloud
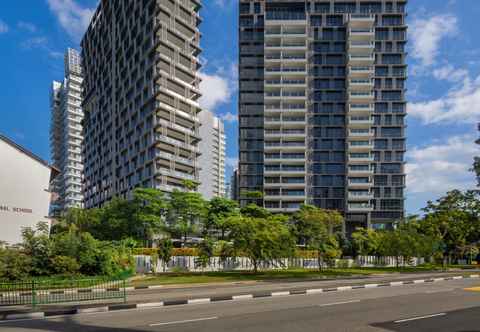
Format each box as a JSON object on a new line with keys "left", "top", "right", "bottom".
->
{"left": 20, "top": 36, "right": 63, "bottom": 59}
{"left": 47, "top": 0, "right": 96, "bottom": 42}
{"left": 408, "top": 72, "right": 480, "bottom": 124}
{"left": 199, "top": 63, "right": 237, "bottom": 111}
{"left": 220, "top": 111, "right": 237, "bottom": 123}
{"left": 199, "top": 72, "right": 231, "bottom": 110}
{"left": 0, "top": 20, "right": 9, "bottom": 34}
{"left": 225, "top": 156, "right": 238, "bottom": 169}
{"left": 21, "top": 36, "right": 49, "bottom": 49}
{"left": 213, "top": 0, "right": 236, "bottom": 8}
{"left": 432, "top": 64, "right": 469, "bottom": 83}
{"left": 406, "top": 135, "right": 478, "bottom": 195}
{"left": 17, "top": 21, "right": 37, "bottom": 33}
{"left": 410, "top": 14, "right": 457, "bottom": 66}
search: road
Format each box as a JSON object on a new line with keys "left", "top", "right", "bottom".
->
{"left": 124, "top": 271, "right": 480, "bottom": 304}
{"left": 1, "top": 278, "right": 479, "bottom": 332}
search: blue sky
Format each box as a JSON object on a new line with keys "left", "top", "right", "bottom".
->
{"left": 0, "top": 0, "right": 479, "bottom": 214}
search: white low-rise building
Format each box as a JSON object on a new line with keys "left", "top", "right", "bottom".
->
{"left": 0, "top": 134, "right": 59, "bottom": 245}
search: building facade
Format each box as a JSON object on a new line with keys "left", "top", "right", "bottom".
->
{"left": 0, "top": 135, "right": 59, "bottom": 244}
{"left": 239, "top": 0, "right": 407, "bottom": 231}
{"left": 81, "top": 0, "right": 202, "bottom": 208}
{"left": 50, "top": 48, "right": 84, "bottom": 214}
{"left": 198, "top": 110, "right": 226, "bottom": 200}
{"left": 230, "top": 168, "right": 239, "bottom": 201}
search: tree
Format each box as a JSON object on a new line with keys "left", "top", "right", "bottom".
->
{"left": 352, "top": 227, "right": 382, "bottom": 263}
{"left": 420, "top": 190, "right": 480, "bottom": 262}
{"left": 167, "top": 189, "right": 207, "bottom": 246}
{"left": 240, "top": 203, "right": 270, "bottom": 218}
{"left": 157, "top": 238, "right": 173, "bottom": 272}
{"left": 205, "top": 197, "right": 239, "bottom": 240}
{"left": 132, "top": 188, "right": 168, "bottom": 243}
{"left": 290, "top": 205, "right": 343, "bottom": 270}
{"left": 227, "top": 214, "right": 295, "bottom": 273}
{"left": 21, "top": 222, "right": 53, "bottom": 276}
{"left": 197, "top": 237, "right": 214, "bottom": 270}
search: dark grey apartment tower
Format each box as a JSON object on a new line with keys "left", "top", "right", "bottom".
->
{"left": 82, "top": 0, "right": 202, "bottom": 208}
{"left": 239, "top": 0, "right": 407, "bottom": 232}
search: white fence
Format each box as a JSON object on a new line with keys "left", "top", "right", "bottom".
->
{"left": 134, "top": 255, "right": 424, "bottom": 274}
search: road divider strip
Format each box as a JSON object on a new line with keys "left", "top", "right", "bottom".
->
{"left": 1, "top": 274, "right": 478, "bottom": 322}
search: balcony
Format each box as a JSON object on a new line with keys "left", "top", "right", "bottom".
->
{"left": 348, "top": 166, "right": 374, "bottom": 176}
{"left": 347, "top": 14, "right": 375, "bottom": 28}
{"left": 348, "top": 66, "right": 373, "bottom": 77}
{"left": 265, "top": 79, "right": 306, "bottom": 87}
{"left": 264, "top": 166, "right": 305, "bottom": 174}
{"left": 155, "top": 133, "right": 200, "bottom": 153}
{"left": 264, "top": 91, "right": 306, "bottom": 100}
{"left": 348, "top": 203, "right": 374, "bottom": 212}
{"left": 348, "top": 154, "right": 374, "bottom": 163}
{"left": 264, "top": 53, "right": 306, "bottom": 64}
{"left": 348, "top": 116, "right": 374, "bottom": 127}
{"left": 348, "top": 79, "right": 374, "bottom": 90}
{"left": 348, "top": 103, "right": 374, "bottom": 113}
{"left": 348, "top": 192, "right": 374, "bottom": 201}
{"left": 265, "top": 41, "right": 307, "bottom": 50}
{"left": 265, "top": 129, "right": 306, "bottom": 137}
{"left": 348, "top": 178, "right": 373, "bottom": 188}
{"left": 155, "top": 150, "right": 195, "bottom": 167}
{"left": 349, "top": 129, "right": 374, "bottom": 138}
{"left": 157, "top": 168, "right": 196, "bottom": 181}
{"left": 264, "top": 141, "right": 306, "bottom": 150}
{"left": 349, "top": 91, "right": 374, "bottom": 102}
{"left": 348, "top": 41, "right": 375, "bottom": 54}
{"left": 265, "top": 104, "right": 307, "bottom": 114}
{"left": 265, "top": 67, "right": 307, "bottom": 75}
{"left": 348, "top": 28, "right": 375, "bottom": 40}
{"left": 348, "top": 141, "right": 373, "bottom": 151}
{"left": 348, "top": 54, "right": 375, "bottom": 65}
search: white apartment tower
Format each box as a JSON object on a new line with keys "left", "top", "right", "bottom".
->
{"left": 50, "top": 48, "right": 84, "bottom": 214}
{"left": 198, "top": 110, "right": 226, "bottom": 199}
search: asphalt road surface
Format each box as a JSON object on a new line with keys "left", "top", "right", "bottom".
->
{"left": 1, "top": 278, "right": 480, "bottom": 332}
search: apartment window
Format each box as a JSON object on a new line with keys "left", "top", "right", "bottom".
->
{"left": 360, "top": 2, "right": 381, "bottom": 13}
{"left": 334, "top": 3, "right": 355, "bottom": 13}
{"left": 240, "top": 3, "right": 250, "bottom": 14}
{"left": 376, "top": 66, "right": 388, "bottom": 76}
{"left": 254, "top": 2, "right": 261, "bottom": 13}
{"left": 381, "top": 127, "right": 402, "bottom": 137}
{"left": 315, "top": 2, "right": 330, "bottom": 13}
{"left": 381, "top": 163, "right": 401, "bottom": 174}
{"left": 322, "top": 163, "right": 343, "bottom": 175}
{"left": 311, "top": 15, "right": 322, "bottom": 26}
{"left": 375, "top": 28, "right": 389, "bottom": 40}
{"left": 393, "top": 28, "right": 406, "bottom": 40}
{"left": 375, "top": 175, "right": 388, "bottom": 186}
{"left": 380, "top": 199, "right": 403, "bottom": 210}
{"left": 382, "top": 54, "right": 402, "bottom": 64}
{"left": 392, "top": 175, "right": 404, "bottom": 186}
{"left": 392, "top": 139, "right": 405, "bottom": 150}
{"left": 375, "top": 139, "right": 388, "bottom": 149}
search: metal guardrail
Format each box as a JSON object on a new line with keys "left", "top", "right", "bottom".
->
{"left": 0, "top": 278, "right": 126, "bottom": 307}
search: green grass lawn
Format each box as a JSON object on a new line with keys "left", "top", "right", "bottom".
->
{"left": 128, "top": 265, "right": 454, "bottom": 287}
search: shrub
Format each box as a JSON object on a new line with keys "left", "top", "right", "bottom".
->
{"left": 172, "top": 247, "right": 198, "bottom": 256}
{"left": 0, "top": 248, "right": 32, "bottom": 281}
{"left": 50, "top": 256, "right": 80, "bottom": 275}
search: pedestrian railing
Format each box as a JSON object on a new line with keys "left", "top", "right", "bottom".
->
{"left": 0, "top": 278, "right": 126, "bottom": 307}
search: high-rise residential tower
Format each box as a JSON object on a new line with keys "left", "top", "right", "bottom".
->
{"left": 239, "top": 1, "right": 407, "bottom": 232}
{"left": 50, "top": 48, "right": 84, "bottom": 214}
{"left": 198, "top": 110, "right": 226, "bottom": 199}
{"left": 81, "top": 0, "right": 202, "bottom": 208}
